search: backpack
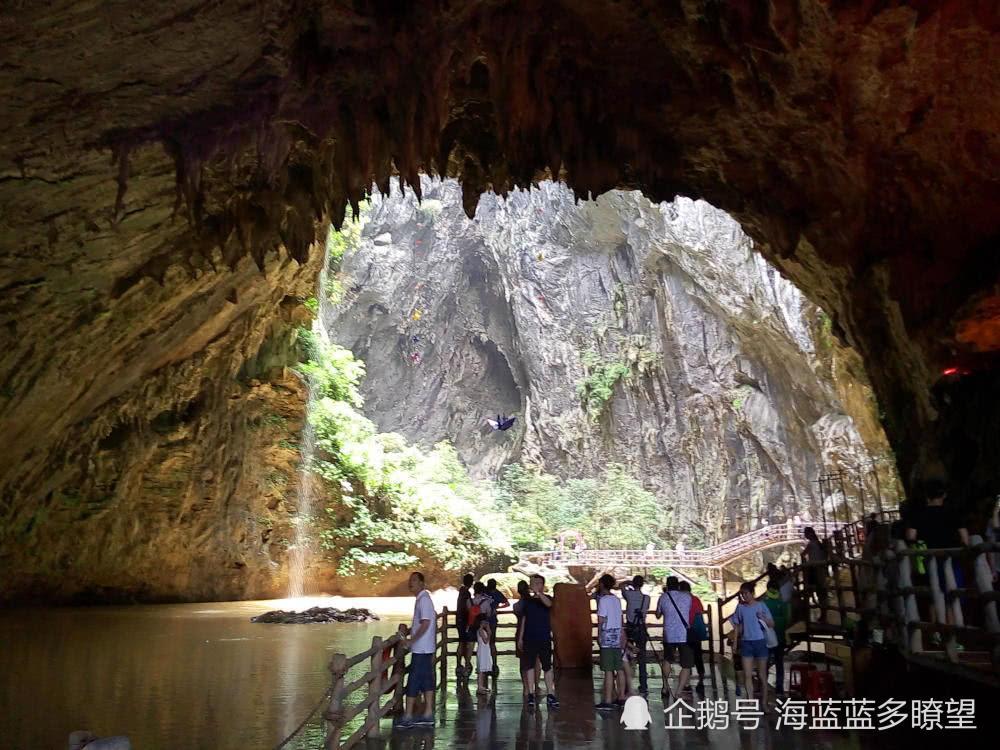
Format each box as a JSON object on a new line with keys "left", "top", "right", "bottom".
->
{"left": 467, "top": 602, "right": 481, "bottom": 628}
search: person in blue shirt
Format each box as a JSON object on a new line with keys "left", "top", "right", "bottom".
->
{"left": 730, "top": 581, "right": 774, "bottom": 711}
{"left": 515, "top": 574, "right": 559, "bottom": 708}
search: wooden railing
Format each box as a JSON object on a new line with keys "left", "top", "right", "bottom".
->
{"left": 320, "top": 608, "right": 452, "bottom": 749}
{"left": 315, "top": 592, "right": 725, "bottom": 747}
{"left": 521, "top": 521, "right": 843, "bottom": 570}
{"left": 711, "top": 510, "right": 1000, "bottom": 686}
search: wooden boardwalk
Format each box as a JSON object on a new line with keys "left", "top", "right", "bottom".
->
{"left": 284, "top": 511, "right": 998, "bottom": 749}
{"left": 518, "top": 521, "right": 843, "bottom": 581}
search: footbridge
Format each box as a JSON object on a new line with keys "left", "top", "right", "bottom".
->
{"left": 519, "top": 521, "right": 842, "bottom": 583}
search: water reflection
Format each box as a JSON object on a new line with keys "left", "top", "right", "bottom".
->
{"left": 0, "top": 601, "right": 407, "bottom": 750}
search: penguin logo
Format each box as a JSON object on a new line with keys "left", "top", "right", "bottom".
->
{"left": 620, "top": 695, "right": 652, "bottom": 730}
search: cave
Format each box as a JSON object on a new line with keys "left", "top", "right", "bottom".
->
{"left": 3, "top": 4, "right": 1000, "bottom": 748}
{"left": 1, "top": 2, "right": 998, "bottom": 603}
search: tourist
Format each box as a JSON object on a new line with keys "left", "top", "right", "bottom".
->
{"left": 622, "top": 575, "right": 650, "bottom": 694}
{"left": 456, "top": 572, "right": 476, "bottom": 680}
{"left": 802, "top": 526, "right": 829, "bottom": 622}
{"left": 516, "top": 573, "right": 559, "bottom": 708}
{"left": 475, "top": 614, "right": 493, "bottom": 695}
{"left": 656, "top": 576, "right": 694, "bottom": 700}
{"left": 905, "top": 478, "right": 969, "bottom": 550}
{"left": 595, "top": 573, "right": 627, "bottom": 710}
{"left": 778, "top": 565, "right": 794, "bottom": 603}
{"left": 472, "top": 581, "right": 495, "bottom": 625}
{"left": 906, "top": 478, "right": 970, "bottom": 643}
{"left": 398, "top": 572, "right": 437, "bottom": 729}
{"left": 678, "top": 581, "right": 706, "bottom": 694}
{"left": 512, "top": 579, "right": 538, "bottom": 695}
{"left": 730, "top": 581, "right": 774, "bottom": 711}
{"left": 762, "top": 578, "right": 790, "bottom": 696}
{"left": 486, "top": 578, "right": 510, "bottom": 674}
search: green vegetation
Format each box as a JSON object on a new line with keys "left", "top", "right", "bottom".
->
{"left": 817, "top": 310, "right": 834, "bottom": 352}
{"left": 297, "top": 332, "right": 676, "bottom": 578}
{"left": 494, "top": 463, "right": 674, "bottom": 551}
{"left": 730, "top": 384, "right": 753, "bottom": 411}
{"left": 416, "top": 199, "right": 444, "bottom": 224}
{"left": 327, "top": 202, "right": 368, "bottom": 269}
{"left": 301, "top": 334, "right": 508, "bottom": 577}
{"left": 576, "top": 350, "right": 631, "bottom": 419}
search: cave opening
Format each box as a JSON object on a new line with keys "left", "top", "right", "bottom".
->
{"left": 283, "top": 175, "right": 902, "bottom": 598}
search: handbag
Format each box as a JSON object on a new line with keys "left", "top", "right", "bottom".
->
{"left": 758, "top": 608, "right": 778, "bottom": 648}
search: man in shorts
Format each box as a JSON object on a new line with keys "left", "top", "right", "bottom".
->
{"left": 515, "top": 574, "right": 559, "bottom": 709}
{"left": 656, "top": 576, "right": 693, "bottom": 700}
{"left": 398, "top": 572, "right": 437, "bottom": 729}
{"left": 595, "top": 573, "right": 627, "bottom": 710}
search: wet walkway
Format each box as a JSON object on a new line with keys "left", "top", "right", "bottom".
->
{"left": 367, "top": 660, "right": 920, "bottom": 749}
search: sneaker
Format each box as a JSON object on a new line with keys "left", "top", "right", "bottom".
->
{"left": 614, "top": 699, "right": 626, "bottom": 707}
{"left": 595, "top": 702, "right": 616, "bottom": 711}
{"left": 415, "top": 715, "right": 435, "bottom": 727}
{"left": 526, "top": 694, "right": 536, "bottom": 708}
{"left": 546, "top": 694, "right": 560, "bottom": 708}
{"left": 695, "top": 683, "right": 706, "bottom": 696}
{"left": 395, "top": 717, "right": 415, "bottom": 730}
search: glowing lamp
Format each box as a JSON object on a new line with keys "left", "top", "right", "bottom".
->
{"left": 942, "top": 367, "right": 959, "bottom": 376}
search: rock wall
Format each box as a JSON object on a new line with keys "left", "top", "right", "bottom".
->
{"left": 1, "top": 1, "right": 996, "bottom": 601}
{"left": 0, "top": 142, "right": 320, "bottom": 603}
{"left": 328, "top": 179, "right": 893, "bottom": 543}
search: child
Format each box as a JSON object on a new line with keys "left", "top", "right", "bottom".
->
{"left": 476, "top": 615, "right": 494, "bottom": 695}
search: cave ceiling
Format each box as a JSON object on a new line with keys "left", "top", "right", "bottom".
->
{"left": 1, "top": 0, "right": 999, "bottom": 511}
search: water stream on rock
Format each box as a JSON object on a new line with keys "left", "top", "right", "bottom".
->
{"left": 286, "top": 238, "right": 335, "bottom": 598}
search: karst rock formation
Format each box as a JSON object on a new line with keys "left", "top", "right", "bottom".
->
{"left": 1, "top": 2, "right": 996, "bottom": 602}
{"left": 330, "top": 179, "right": 892, "bottom": 543}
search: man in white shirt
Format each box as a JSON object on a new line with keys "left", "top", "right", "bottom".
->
{"left": 656, "top": 576, "right": 693, "bottom": 699}
{"left": 398, "top": 572, "right": 437, "bottom": 729}
{"left": 595, "top": 574, "right": 626, "bottom": 710}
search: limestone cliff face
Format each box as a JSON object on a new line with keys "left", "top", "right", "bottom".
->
{"left": 0, "top": 142, "right": 322, "bottom": 602}
{"left": 328, "top": 179, "right": 893, "bottom": 543}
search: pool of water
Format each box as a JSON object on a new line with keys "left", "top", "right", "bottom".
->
{"left": 0, "top": 598, "right": 411, "bottom": 750}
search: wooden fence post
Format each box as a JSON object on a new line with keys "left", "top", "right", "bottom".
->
{"left": 368, "top": 636, "right": 383, "bottom": 731}
{"left": 440, "top": 606, "right": 449, "bottom": 688}
{"left": 942, "top": 555, "right": 962, "bottom": 662}
{"left": 895, "top": 541, "right": 921, "bottom": 654}
{"left": 972, "top": 536, "right": 1000, "bottom": 634}
{"left": 324, "top": 653, "right": 347, "bottom": 750}
{"left": 391, "top": 640, "right": 406, "bottom": 713}
{"left": 716, "top": 596, "right": 725, "bottom": 657}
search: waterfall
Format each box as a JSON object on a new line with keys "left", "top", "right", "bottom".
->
{"left": 285, "top": 235, "right": 335, "bottom": 599}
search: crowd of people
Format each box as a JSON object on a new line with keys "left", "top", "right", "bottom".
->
{"left": 393, "top": 481, "right": 999, "bottom": 729}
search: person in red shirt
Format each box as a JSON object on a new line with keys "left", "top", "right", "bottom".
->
{"left": 678, "top": 581, "right": 706, "bottom": 694}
